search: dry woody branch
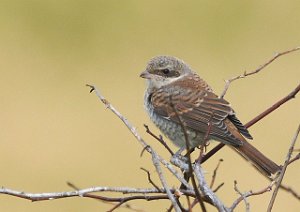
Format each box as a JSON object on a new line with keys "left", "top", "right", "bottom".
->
{"left": 0, "top": 47, "right": 299, "bottom": 211}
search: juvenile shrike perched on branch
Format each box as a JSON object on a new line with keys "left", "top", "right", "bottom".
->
{"left": 140, "top": 55, "right": 280, "bottom": 177}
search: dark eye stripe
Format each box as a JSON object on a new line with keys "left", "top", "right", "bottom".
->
{"left": 150, "top": 69, "right": 180, "bottom": 78}
{"left": 164, "top": 70, "right": 180, "bottom": 77}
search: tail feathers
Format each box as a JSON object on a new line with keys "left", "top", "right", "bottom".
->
{"left": 234, "top": 141, "right": 281, "bottom": 178}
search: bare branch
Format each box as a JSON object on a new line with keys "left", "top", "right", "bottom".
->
{"left": 151, "top": 152, "right": 181, "bottom": 212}
{"left": 229, "top": 181, "right": 274, "bottom": 211}
{"left": 293, "top": 148, "right": 300, "bottom": 152}
{"left": 201, "top": 47, "right": 300, "bottom": 167}
{"left": 288, "top": 153, "right": 300, "bottom": 165}
{"left": 3, "top": 45, "right": 298, "bottom": 211}
{"left": 86, "top": 84, "right": 191, "bottom": 190}
{"left": 197, "top": 118, "right": 213, "bottom": 163}
{"left": 140, "top": 168, "right": 162, "bottom": 192}
{"left": 213, "top": 183, "right": 225, "bottom": 193}
{"left": 86, "top": 84, "right": 149, "bottom": 151}
{"left": 170, "top": 156, "right": 227, "bottom": 211}
{"left": 193, "top": 164, "right": 228, "bottom": 212}
{"left": 201, "top": 83, "right": 300, "bottom": 164}
{"left": 210, "top": 159, "right": 223, "bottom": 189}
{"left": 220, "top": 46, "right": 300, "bottom": 98}
{"left": 0, "top": 185, "right": 199, "bottom": 210}
{"left": 144, "top": 124, "right": 174, "bottom": 155}
{"left": 279, "top": 184, "right": 300, "bottom": 200}
{"left": 170, "top": 98, "right": 207, "bottom": 212}
{"left": 0, "top": 186, "right": 163, "bottom": 201}
{"left": 233, "top": 180, "right": 250, "bottom": 212}
{"left": 244, "top": 83, "right": 300, "bottom": 129}
{"left": 67, "top": 182, "right": 145, "bottom": 212}
{"left": 267, "top": 124, "right": 300, "bottom": 211}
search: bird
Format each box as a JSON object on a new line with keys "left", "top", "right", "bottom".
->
{"left": 140, "top": 55, "right": 281, "bottom": 177}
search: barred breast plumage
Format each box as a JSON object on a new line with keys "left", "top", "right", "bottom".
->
{"left": 144, "top": 89, "right": 205, "bottom": 148}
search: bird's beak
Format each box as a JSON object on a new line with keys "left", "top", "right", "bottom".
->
{"left": 139, "top": 70, "right": 151, "bottom": 79}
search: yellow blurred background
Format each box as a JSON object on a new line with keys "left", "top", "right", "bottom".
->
{"left": 0, "top": 1, "right": 299, "bottom": 211}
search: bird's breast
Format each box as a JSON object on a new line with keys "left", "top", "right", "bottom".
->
{"left": 144, "top": 91, "right": 204, "bottom": 148}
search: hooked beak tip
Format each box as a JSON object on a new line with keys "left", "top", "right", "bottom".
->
{"left": 139, "top": 71, "right": 151, "bottom": 79}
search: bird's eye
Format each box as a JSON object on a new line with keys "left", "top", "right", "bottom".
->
{"left": 161, "top": 69, "right": 170, "bottom": 75}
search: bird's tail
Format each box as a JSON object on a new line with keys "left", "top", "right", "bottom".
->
{"left": 234, "top": 141, "right": 281, "bottom": 178}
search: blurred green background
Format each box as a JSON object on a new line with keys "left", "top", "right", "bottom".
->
{"left": 0, "top": 0, "right": 299, "bottom": 211}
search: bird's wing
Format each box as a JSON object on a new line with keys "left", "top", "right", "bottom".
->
{"left": 150, "top": 75, "right": 252, "bottom": 147}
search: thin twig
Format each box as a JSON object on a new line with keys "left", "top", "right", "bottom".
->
{"left": 67, "top": 182, "right": 145, "bottom": 212}
{"left": 233, "top": 180, "right": 250, "bottom": 212}
{"left": 140, "top": 168, "right": 162, "bottom": 192}
{"left": 105, "top": 195, "right": 169, "bottom": 212}
{"left": 170, "top": 156, "right": 227, "bottom": 211}
{"left": 87, "top": 84, "right": 200, "bottom": 211}
{"left": 229, "top": 181, "right": 274, "bottom": 211}
{"left": 86, "top": 84, "right": 149, "bottom": 151}
{"left": 288, "top": 153, "right": 300, "bottom": 165}
{"left": 279, "top": 184, "right": 300, "bottom": 200}
{"left": 0, "top": 186, "right": 166, "bottom": 201}
{"left": 213, "top": 183, "right": 225, "bottom": 193}
{"left": 210, "top": 159, "right": 223, "bottom": 189}
{"left": 87, "top": 84, "right": 191, "bottom": 190}
{"left": 202, "top": 47, "right": 300, "bottom": 165}
{"left": 0, "top": 185, "right": 198, "bottom": 211}
{"left": 67, "top": 181, "right": 80, "bottom": 190}
{"left": 220, "top": 46, "right": 300, "bottom": 98}
{"left": 151, "top": 152, "right": 181, "bottom": 212}
{"left": 201, "top": 83, "right": 300, "bottom": 164}
{"left": 193, "top": 164, "right": 228, "bottom": 212}
{"left": 170, "top": 98, "right": 207, "bottom": 212}
{"left": 244, "top": 83, "right": 300, "bottom": 129}
{"left": 267, "top": 124, "right": 300, "bottom": 211}
{"left": 186, "top": 195, "right": 192, "bottom": 212}
{"left": 167, "top": 205, "right": 173, "bottom": 212}
{"left": 197, "top": 119, "right": 213, "bottom": 163}
{"left": 144, "top": 124, "right": 174, "bottom": 155}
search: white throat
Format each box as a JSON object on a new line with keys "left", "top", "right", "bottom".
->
{"left": 147, "top": 74, "right": 186, "bottom": 90}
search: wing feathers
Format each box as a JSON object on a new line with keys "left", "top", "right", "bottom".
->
{"left": 150, "top": 74, "right": 251, "bottom": 147}
{"left": 228, "top": 115, "right": 253, "bottom": 139}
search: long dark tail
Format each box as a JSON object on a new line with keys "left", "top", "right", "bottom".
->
{"left": 234, "top": 141, "right": 281, "bottom": 178}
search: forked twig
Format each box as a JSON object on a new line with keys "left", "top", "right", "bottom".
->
{"left": 144, "top": 124, "right": 174, "bottom": 155}
{"left": 87, "top": 85, "right": 189, "bottom": 190}
{"left": 203, "top": 47, "right": 300, "bottom": 166}
{"left": 267, "top": 124, "right": 300, "bottom": 211}
{"left": 0, "top": 47, "right": 299, "bottom": 211}
{"left": 67, "top": 182, "right": 145, "bottom": 212}
{"left": 230, "top": 181, "right": 275, "bottom": 211}
{"left": 140, "top": 168, "right": 162, "bottom": 192}
{"left": 87, "top": 84, "right": 183, "bottom": 211}
{"left": 220, "top": 46, "right": 300, "bottom": 98}
{"left": 201, "top": 83, "right": 300, "bottom": 164}
{"left": 288, "top": 153, "right": 300, "bottom": 165}
{"left": 233, "top": 180, "right": 250, "bottom": 212}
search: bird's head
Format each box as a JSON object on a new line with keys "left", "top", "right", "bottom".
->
{"left": 140, "top": 55, "right": 192, "bottom": 89}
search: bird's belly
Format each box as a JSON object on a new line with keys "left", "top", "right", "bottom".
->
{"left": 146, "top": 107, "right": 204, "bottom": 148}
